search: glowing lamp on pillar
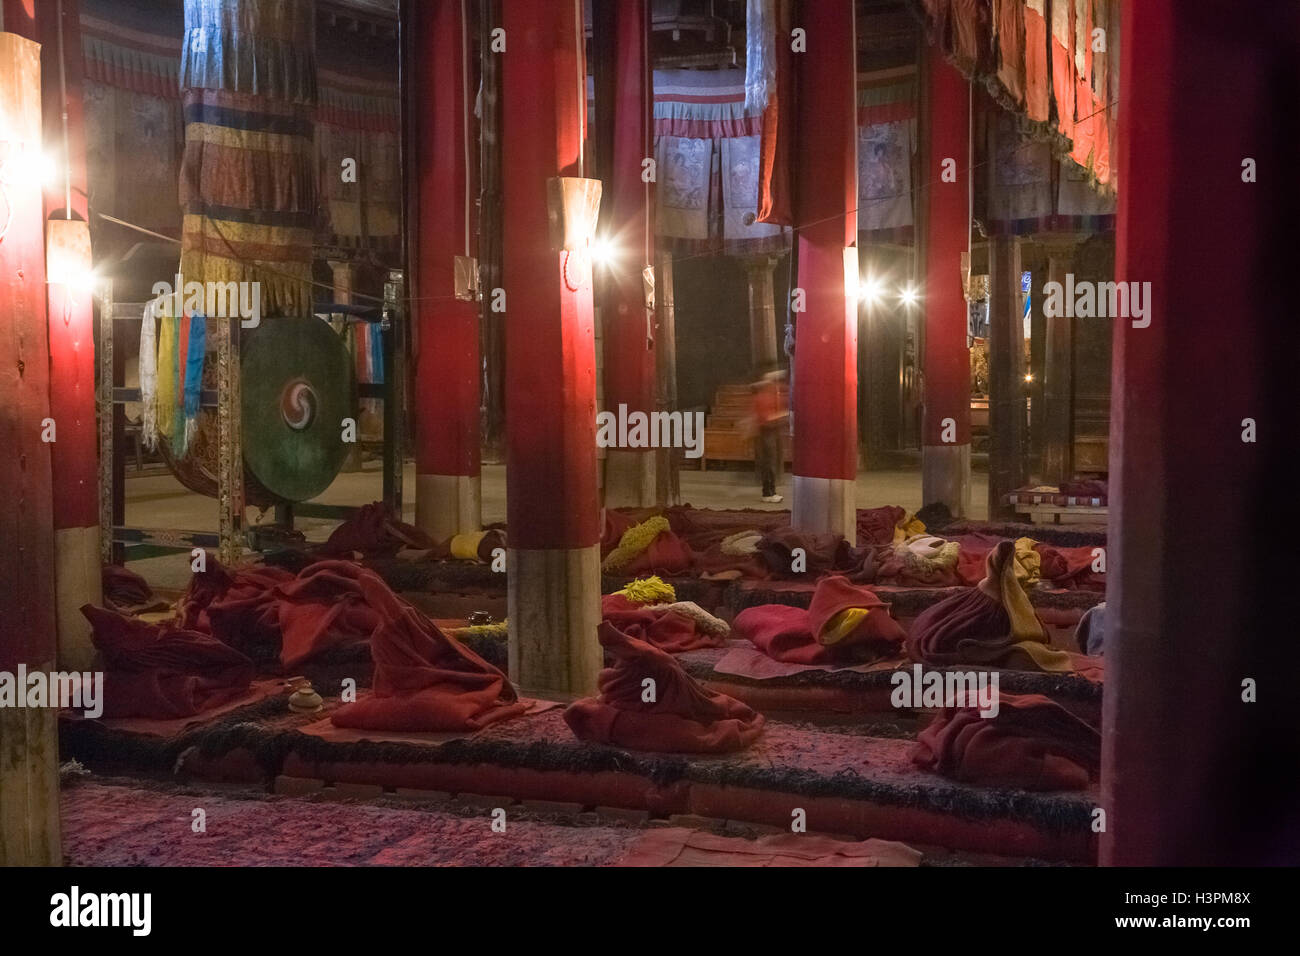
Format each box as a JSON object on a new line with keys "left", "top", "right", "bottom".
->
{"left": 0, "top": 31, "right": 47, "bottom": 242}
{"left": 547, "top": 175, "right": 604, "bottom": 291}
{"left": 45, "top": 217, "right": 94, "bottom": 292}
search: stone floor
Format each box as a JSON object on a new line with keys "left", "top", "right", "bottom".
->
{"left": 123, "top": 459, "right": 989, "bottom": 589}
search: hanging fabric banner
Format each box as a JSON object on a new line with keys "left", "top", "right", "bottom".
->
{"left": 986, "top": 110, "right": 1053, "bottom": 233}
{"left": 179, "top": 0, "right": 318, "bottom": 318}
{"left": 857, "top": 70, "right": 917, "bottom": 239}
{"left": 992, "top": 0, "right": 1026, "bottom": 108}
{"left": 1023, "top": 0, "right": 1050, "bottom": 124}
{"left": 755, "top": 0, "right": 794, "bottom": 226}
{"left": 1049, "top": 0, "right": 1075, "bottom": 143}
{"left": 721, "top": 135, "right": 783, "bottom": 242}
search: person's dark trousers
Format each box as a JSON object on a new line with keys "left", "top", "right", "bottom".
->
{"left": 757, "top": 426, "right": 781, "bottom": 496}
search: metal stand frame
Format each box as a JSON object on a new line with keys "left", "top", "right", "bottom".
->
{"left": 98, "top": 279, "right": 245, "bottom": 564}
{"left": 97, "top": 272, "right": 407, "bottom": 565}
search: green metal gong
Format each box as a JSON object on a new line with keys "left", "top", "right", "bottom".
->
{"left": 241, "top": 316, "right": 356, "bottom": 502}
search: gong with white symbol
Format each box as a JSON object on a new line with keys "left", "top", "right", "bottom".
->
{"left": 240, "top": 316, "right": 356, "bottom": 502}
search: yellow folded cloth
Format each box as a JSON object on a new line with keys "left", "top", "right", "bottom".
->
{"left": 1013, "top": 537, "right": 1042, "bottom": 585}
{"left": 819, "top": 606, "right": 870, "bottom": 646}
{"left": 893, "top": 512, "right": 927, "bottom": 543}
{"left": 450, "top": 531, "right": 488, "bottom": 562}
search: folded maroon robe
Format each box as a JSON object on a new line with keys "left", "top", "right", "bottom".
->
{"left": 318, "top": 501, "right": 437, "bottom": 558}
{"left": 101, "top": 565, "right": 158, "bottom": 611}
{"left": 620, "top": 530, "right": 693, "bottom": 576}
{"left": 733, "top": 575, "right": 906, "bottom": 665}
{"left": 564, "top": 622, "right": 765, "bottom": 753}
{"left": 177, "top": 559, "right": 295, "bottom": 639}
{"left": 81, "top": 605, "right": 255, "bottom": 719}
{"left": 757, "top": 530, "right": 867, "bottom": 580}
{"left": 906, "top": 542, "right": 1072, "bottom": 672}
{"left": 856, "top": 505, "right": 906, "bottom": 547}
{"left": 1036, "top": 544, "right": 1106, "bottom": 591}
{"left": 330, "top": 567, "right": 528, "bottom": 732}
{"left": 911, "top": 693, "right": 1100, "bottom": 791}
{"left": 689, "top": 541, "right": 770, "bottom": 580}
{"left": 662, "top": 504, "right": 788, "bottom": 553}
{"left": 600, "top": 593, "right": 723, "bottom": 654}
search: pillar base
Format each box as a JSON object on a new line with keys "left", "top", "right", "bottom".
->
{"left": 0, "top": 704, "right": 61, "bottom": 866}
{"left": 415, "top": 474, "right": 482, "bottom": 543}
{"left": 602, "top": 449, "right": 657, "bottom": 509}
{"left": 55, "top": 525, "right": 101, "bottom": 672}
{"left": 922, "top": 443, "right": 972, "bottom": 518}
{"left": 507, "top": 544, "right": 602, "bottom": 699}
{"left": 791, "top": 475, "right": 855, "bottom": 538}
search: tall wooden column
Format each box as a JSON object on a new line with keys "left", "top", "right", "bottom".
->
{"left": 411, "top": 0, "right": 481, "bottom": 540}
{"left": 745, "top": 255, "right": 779, "bottom": 371}
{"left": 37, "top": 0, "right": 98, "bottom": 670}
{"left": 987, "top": 235, "right": 1025, "bottom": 518}
{"left": 654, "top": 249, "right": 679, "bottom": 507}
{"left": 919, "top": 48, "right": 971, "bottom": 516}
{"left": 1103, "top": 0, "right": 1300, "bottom": 865}
{"left": 502, "top": 0, "right": 603, "bottom": 697}
{"left": 1041, "top": 250, "right": 1074, "bottom": 484}
{"left": 0, "top": 10, "right": 62, "bottom": 866}
{"left": 598, "top": 0, "right": 656, "bottom": 508}
{"left": 790, "top": 0, "right": 857, "bottom": 536}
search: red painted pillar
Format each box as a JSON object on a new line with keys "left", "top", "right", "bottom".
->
{"left": 789, "top": 0, "right": 857, "bottom": 536}
{"left": 501, "top": 0, "right": 603, "bottom": 696}
{"left": 0, "top": 8, "right": 62, "bottom": 864}
{"left": 411, "top": 0, "right": 482, "bottom": 542}
{"left": 1103, "top": 1, "right": 1300, "bottom": 865}
{"left": 36, "top": 0, "right": 99, "bottom": 670}
{"left": 599, "top": 0, "right": 656, "bottom": 507}
{"left": 920, "top": 48, "right": 971, "bottom": 516}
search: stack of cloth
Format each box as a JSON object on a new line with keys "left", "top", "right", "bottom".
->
{"left": 601, "top": 514, "right": 692, "bottom": 576}
{"left": 732, "top": 575, "right": 907, "bottom": 665}
{"left": 329, "top": 570, "right": 527, "bottom": 732}
{"left": 755, "top": 529, "right": 871, "bottom": 580}
{"left": 906, "top": 540, "right": 1073, "bottom": 673}
{"left": 872, "top": 533, "right": 962, "bottom": 587}
{"left": 101, "top": 565, "right": 171, "bottom": 615}
{"left": 564, "top": 622, "right": 765, "bottom": 753}
{"left": 317, "top": 502, "right": 438, "bottom": 559}
{"left": 80, "top": 605, "right": 254, "bottom": 719}
{"left": 911, "top": 693, "right": 1101, "bottom": 791}
{"left": 601, "top": 577, "right": 729, "bottom": 654}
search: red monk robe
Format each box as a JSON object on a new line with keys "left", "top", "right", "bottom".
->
{"left": 912, "top": 692, "right": 1100, "bottom": 791}
{"left": 565, "top": 622, "right": 765, "bottom": 753}
{"left": 330, "top": 566, "right": 527, "bottom": 732}
{"left": 907, "top": 540, "right": 1073, "bottom": 672}
{"left": 81, "top": 605, "right": 255, "bottom": 719}
{"left": 733, "top": 575, "right": 906, "bottom": 666}
{"left": 600, "top": 593, "right": 724, "bottom": 654}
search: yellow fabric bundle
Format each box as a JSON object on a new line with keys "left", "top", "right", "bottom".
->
{"left": 893, "top": 512, "right": 927, "bottom": 543}
{"left": 450, "top": 531, "right": 488, "bottom": 562}
{"left": 602, "top": 515, "right": 670, "bottom": 572}
{"left": 987, "top": 543, "right": 1071, "bottom": 670}
{"left": 614, "top": 576, "right": 676, "bottom": 607}
{"left": 1013, "top": 537, "right": 1042, "bottom": 585}
{"left": 819, "top": 607, "right": 870, "bottom": 646}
